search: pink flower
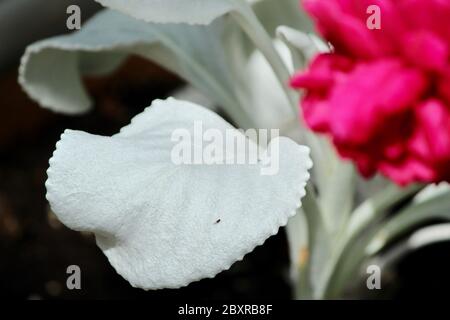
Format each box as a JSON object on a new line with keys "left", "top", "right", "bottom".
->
{"left": 291, "top": 0, "right": 450, "bottom": 185}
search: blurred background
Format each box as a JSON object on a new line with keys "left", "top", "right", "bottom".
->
{"left": 0, "top": 0, "right": 449, "bottom": 300}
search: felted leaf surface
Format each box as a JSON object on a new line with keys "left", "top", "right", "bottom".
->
{"left": 95, "top": 0, "right": 239, "bottom": 25}
{"left": 46, "top": 98, "right": 312, "bottom": 289}
{"left": 242, "top": 40, "right": 297, "bottom": 133}
{"left": 277, "top": 26, "right": 329, "bottom": 61}
{"left": 19, "top": 1, "right": 315, "bottom": 131}
{"left": 19, "top": 10, "right": 240, "bottom": 118}
{"left": 94, "top": 0, "right": 312, "bottom": 29}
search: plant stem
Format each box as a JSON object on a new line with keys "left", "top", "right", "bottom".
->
{"left": 230, "top": 2, "right": 298, "bottom": 115}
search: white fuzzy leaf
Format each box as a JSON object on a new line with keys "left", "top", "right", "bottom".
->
{"left": 46, "top": 98, "right": 312, "bottom": 289}
{"left": 408, "top": 224, "right": 450, "bottom": 248}
{"left": 276, "top": 26, "right": 329, "bottom": 61}
{"left": 19, "top": 10, "right": 241, "bottom": 119}
{"left": 242, "top": 40, "right": 298, "bottom": 134}
{"left": 94, "top": 0, "right": 239, "bottom": 25}
{"left": 253, "top": 0, "right": 313, "bottom": 36}
{"left": 366, "top": 189, "right": 450, "bottom": 256}
{"left": 413, "top": 183, "right": 450, "bottom": 204}
{"left": 94, "top": 0, "right": 308, "bottom": 28}
{"left": 369, "top": 223, "right": 450, "bottom": 273}
{"left": 19, "top": 1, "right": 315, "bottom": 129}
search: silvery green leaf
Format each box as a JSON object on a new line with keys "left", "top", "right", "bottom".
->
{"left": 19, "top": 10, "right": 248, "bottom": 125}
{"left": 286, "top": 208, "right": 308, "bottom": 282}
{"left": 300, "top": 185, "right": 333, "bottom": 299}
{"left": 347, "top": 184, "right": 423, "bottom": 239}
{"left": 286, "top": 205, "right": 330, "bottom": 299}
{"left": 318, "top": 184, "right": 444, "bottom": 298}
{"left": 277, "top": 26, "right": 328, "bottom": 54}
{"left": 95, "top": 0, "right": 311, "bottom": 29}
{"left": 224, "top": 0, "right": 315, "bottom": 59}
{"left": 406, "top": 223, "right": 450, "bottom": 248}
{"left": 413, "top": 182, "right": 450, "bottom": 204}
{"left": 355, "top": 174, "right": 390, "bottom": 205}
{"left": 276, "top": 26, "right": 328, "bottom": 68}
{"left": 19, "top": 0, "right": 315, "bottom": 129}
{"left": 253, "top": 0, "right": 314, "bottom": 36}
{"left": 371, "top": 223, "right": 450, "bottom": 271}
{"left": 315, "top": 184, "right": 424, "bottom": 298}
{"left": 93, "top": 0, "right": 313, "bottom": 119}
{"left": 299, "top": 132, "right": 355, "bottom": 235}
{"left": 318, "top": 160, "right": 355, "bottom": 234}
{"left": 94, "top": 0, "right": 241, "bottom": 25}
{"left": 46, "top": 97, "right": 312, "bottom": 289}
{"left": 366, "top": 189, "right": 450, "bottom": 256}
{"left": 238, "top": 25, "right": 333, "bottom": 299}
{"left": 241, "top": 40, "right": 299, "bottom": 134}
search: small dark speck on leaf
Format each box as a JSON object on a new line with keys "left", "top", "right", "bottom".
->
{"left": 215, "top": 219, "right": 221, "bottom": 224}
